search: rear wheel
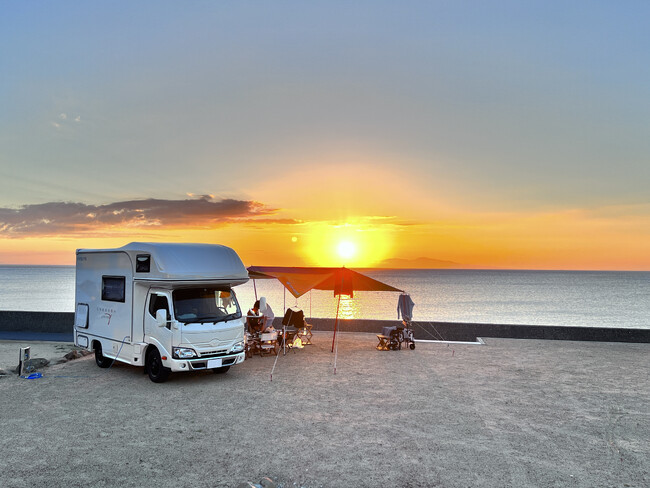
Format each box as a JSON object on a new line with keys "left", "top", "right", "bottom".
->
{"left": 409, "top": 343, "right": 416, "bottom": 350}
{"left": 146, "top": 348, "right": 171, "bottom": 383}
{"left": 94, "top": 343, "right": 112, "bottom": 368}
{"left": 212, "top": 366, "right": 231, "bottom": 374}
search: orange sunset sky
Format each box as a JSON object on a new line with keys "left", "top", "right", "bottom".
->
{"left": 2, "top": 2, "right": 649, "bottom": 270}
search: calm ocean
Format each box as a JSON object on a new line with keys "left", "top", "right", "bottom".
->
{"left": 0, "top": 266, "right": 648, "bottom": 329}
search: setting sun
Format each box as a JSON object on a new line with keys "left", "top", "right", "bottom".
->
{"left": 295, "top": 221, "right": 394, "bottom": 267}
{"left": 337, "top": 240, "right": 357, "bottom": 260}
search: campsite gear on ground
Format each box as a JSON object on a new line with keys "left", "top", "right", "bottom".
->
{"left": 247, "top": 266, "right": 403, "bottom": 351}
{"left": 247, "top": 266, "right": 409, "bottom": 374}
{"left": 297, "top": 323, "right": 313, "bottom": 345}
{"left": 376, "top": 323, "right": 415, "bottom": 351}
{"left": 279, "top": 307, "right": 311, "bottom": 353}
{"left": 245, "top": 329, "right": 279, "bottom": 357}
{"left": 377, "top": 294, "right": 416, "bottom": 351}
{"left": 22, "top": 372, "right": 43, "bottom": 379}
{"left": 259, "top": 329, "right": 279, "bottom": 356}
{"left": 244, "top": 332, "right": 255, "bottom": 358}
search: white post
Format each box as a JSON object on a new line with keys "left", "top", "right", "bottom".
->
{"left": 18, "top": 346, "right": 31, "bottom": 376}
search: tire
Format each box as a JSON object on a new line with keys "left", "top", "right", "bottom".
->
{"left": 409, "top": 343, "right": 416, "bottom": 350}
{"left": 146, "top": 348, "right": 171, "bottom": 383}
{"left": 396, "top": 331, "right": 404, "bottom": 350}
{"left": 94, "top": 343, "right": 113, "bottom": 368}
{"left": 212, "top": 366, "right": 231, "bottom": 374}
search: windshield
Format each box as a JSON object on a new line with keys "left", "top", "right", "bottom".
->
{"left": 172, "top": 287, "right": 241, "bottom": 324}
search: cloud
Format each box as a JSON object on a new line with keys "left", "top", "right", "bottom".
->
{"left": 0, "top": 196, "right": 279, "bottom": 237}
{"left": 51, "top": 113, "right": 81, "bottom": 131}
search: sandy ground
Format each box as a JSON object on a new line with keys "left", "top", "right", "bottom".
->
{"left": 0, "top": 332, "right": 648, "bottom": 488}
{"left": 0, "top": 340, "right": 80, "bottom": 373}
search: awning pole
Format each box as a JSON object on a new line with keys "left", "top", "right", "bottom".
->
{"left": 253, "top": 279, "right": 258, "bottom": 301}
{"left": 331, "top": 293, "right": 341, "bottom": 353}
{"left": 334, "top": 313, "right": 340, "bottom": 374}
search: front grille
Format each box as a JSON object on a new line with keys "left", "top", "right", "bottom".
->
{"left": 197, "top": 349, "right": 229, "bottom": 358}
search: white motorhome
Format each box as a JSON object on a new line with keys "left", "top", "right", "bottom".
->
{"left": 74, "top": 242, "right": 248, "bottom": 382}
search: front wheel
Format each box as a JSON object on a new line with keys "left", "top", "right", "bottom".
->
{"left": 212, "top": 366, "right": 231, "bottom": 374}
{"left": 146, "top": 348, "right": 171, "bottom": 383}
{"left": 94, "top": 343, "right": 112, "bottom": 368}
{"left": 409, "top": 343, "right": 416, "bottom": 350}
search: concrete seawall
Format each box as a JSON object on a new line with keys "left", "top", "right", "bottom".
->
{"left": 1, "top": 311, "right": 649, "bottom": 343}
{"left": 0, "top": 311, "right": 74, "bottom": 333}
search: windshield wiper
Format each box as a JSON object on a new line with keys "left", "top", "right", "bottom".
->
{"left": 196, "top": 315, "right": 220, "bottom": 321}
{"left": 180, "top": 313, "right": 240, "bottom": 324}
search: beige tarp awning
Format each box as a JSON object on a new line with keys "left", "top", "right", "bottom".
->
{"left": 247, "top": 266, "right": 402, "bottom": 298}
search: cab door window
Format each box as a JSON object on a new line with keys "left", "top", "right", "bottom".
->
{"left": 148, "top": 294, "right": 170, "bottom": 321}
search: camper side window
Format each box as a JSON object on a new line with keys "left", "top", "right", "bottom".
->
{"left": 149, "top": 294, "right": 170, "bottom": 321}
{"left": 102, "top": 276, "right": 126, "bottom": 302}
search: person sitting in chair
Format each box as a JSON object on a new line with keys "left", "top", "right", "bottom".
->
{"left": 247, "top": 297, "right": 274, "bottom": 333}
{"left": 258, "top": 297, "right": 275, "bottom": 333}
{"left": 247, "top": 301, "right": 263, "bottom": 334}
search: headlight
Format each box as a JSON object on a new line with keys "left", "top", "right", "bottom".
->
{"left": 172, "top": 347, "right": 197, "bottom": 359}
{"left": 230, "top": 341, "right": 245, "bottom": 354}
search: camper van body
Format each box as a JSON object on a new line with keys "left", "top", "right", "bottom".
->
{"left": 74, "top": 242, "right": 248, "bottom": 381}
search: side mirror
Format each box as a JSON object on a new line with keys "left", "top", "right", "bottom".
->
{"left": 155, "top": 309, "right": 168, "bottom": 327}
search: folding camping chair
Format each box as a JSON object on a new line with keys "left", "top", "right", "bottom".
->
{"left": 247, "top": 313, "right": 264, "bottom": 334}
{"left": 279, "top": 307, "right": 311, "bottom": 352}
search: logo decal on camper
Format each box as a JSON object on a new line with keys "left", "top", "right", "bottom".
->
{"left": 97, "top": 306, "right": 116, "bottom": 326}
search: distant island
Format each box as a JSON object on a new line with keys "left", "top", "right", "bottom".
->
{"left": 379, "top": 257, "right": 460, "bottom": 269}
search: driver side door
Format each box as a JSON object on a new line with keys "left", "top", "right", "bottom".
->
{"left": 145, "top": 291, "right": 175, "bottom": 355}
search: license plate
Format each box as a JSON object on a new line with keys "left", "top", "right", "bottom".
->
{"left": 207, "top": 358, "right": 222, "bottom": 368}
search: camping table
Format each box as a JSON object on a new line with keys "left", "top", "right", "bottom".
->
{"left": 259, "top": 331, "right": 279, "bottom": 356}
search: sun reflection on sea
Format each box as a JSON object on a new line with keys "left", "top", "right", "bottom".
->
{"left": 336, "top": 294, "right": 359, "bottom": 320}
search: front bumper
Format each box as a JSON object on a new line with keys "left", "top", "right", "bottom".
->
{"left": 167, "top": 352, "right": 245, "bottom": 372}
